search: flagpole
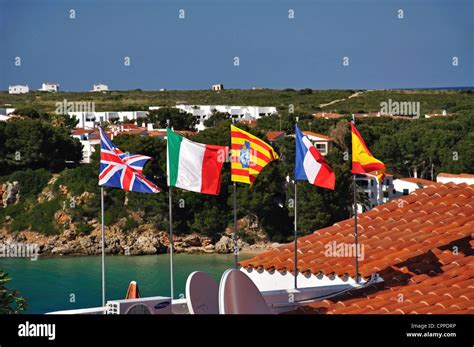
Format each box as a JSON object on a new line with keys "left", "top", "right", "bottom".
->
{"left": 353, "top": 174, "right": 359, "bottom": 284}
{"left": 294, "top": 180, "right": 298, "bottom": 289}
{"left": 233, "top": 181, "right": 238, "bottom": 269}
{"left": 352, "top": 114, "right": 360, "bottom": 283}
{"left": 168, "top": 186, "right": 174, "bottom": 299}
{"left": 294, "top": 118, "right": 300, "bottom": 288}
{"left": 100, "top": 186, "right": 106, "bottom": 306}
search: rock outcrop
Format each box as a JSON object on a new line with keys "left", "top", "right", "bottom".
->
{"left": 0, "top": 181, "right": 20, "bottom": 208}
{"left": 0, "top": 219, "right": 271, "bottom": 257}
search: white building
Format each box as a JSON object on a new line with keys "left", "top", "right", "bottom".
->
{"left": 39, "top": 82, "right": 59, "bottom": 92}
{"left": 149, "top": 105, "right": 277, "bottom": 131}
{"left": 72, "top": 128, "right": 100, "bottom": 163}
{"left": 212, "top": 84, "right": 224, "bottom": 91}
{"left": 436, "top": 173, "right": 474, "bottom": 185}
{"left": 69, "top": 111, "right": 148, "bottom": 128}
{"left": 0, "top": 108, "right": 16, "bottom": 117}
{"left": 299, "top": 131, "right": 335, "bottom": 156}
{"left": 91, "top": 83, "right": 109, "bottom": 92}
{"left": 69, "top": 105, "right": 276, "bottom": 132}
{"left": 393, "top": 177, "right": 435, "bottom": 197}
{"left": 355, "top": 174, "right": 395, "bottom": 213}
{"left": 9, "top": 85, "right": 29, "bottom": 94}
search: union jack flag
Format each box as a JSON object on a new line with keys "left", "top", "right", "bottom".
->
{"left": 98, "top": 128, "right": 160, "bottom": 194}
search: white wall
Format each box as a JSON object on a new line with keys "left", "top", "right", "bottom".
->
{"left": 70, "top": 105, "right": 276, "bottom": 131}
{"left": 393, "top": 179, "right": 420, "bottom": 197}
{"left": 356, "top": 175, "right": 394, "bottom": 212}
{"left": 240, "top": 266, "right": 361, "bottom": 292}
{"left": 93, "top": 84, "right": 109, "bottom": 92}
{"left": 437, "top": 175, "right": 474, "bottom": 185}
{"left": 40, "top": 83, "right": 59, "bottom": 92}
{"left": 79, "top": 139, "right": 100, "bottom": 163}
{"left": 9, "top": 85, "right": 29, "bottom": 94}
{"left": 69, "top": 111, "right": 149, "bottom": 128}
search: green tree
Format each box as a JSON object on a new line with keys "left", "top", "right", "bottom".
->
{"left": 147, "top": 108, "right": 198, "bottom": 130}
{"left": 0, "top": 271, "right": 28, "bottom": 314}
{"left": 203, "top": 110, "right": 231, "bottom": 128}
{"left": 0, "top": 120, "right": 83, "bottom": 175}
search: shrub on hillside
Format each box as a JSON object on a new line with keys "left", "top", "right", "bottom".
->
{"left": 5, "top": 169, "right": 52, "bottom": 199}
{"left": 10, "top": 198, "right": 62, "bottom": 235}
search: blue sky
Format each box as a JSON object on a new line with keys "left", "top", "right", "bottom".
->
{"left": 1, "top": 0, "right": 472, "bottom": 91}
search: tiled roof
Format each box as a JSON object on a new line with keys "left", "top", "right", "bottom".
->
{"left": 148, "top": 130, "right": 167, "bottom": 138}
{"left": 290, "top": 246, "right": 474, "bottom": 314}
{"left": 438, "top": 173, "right": 474, "bottom": 179}
{"left": 240, "top": 183, "right": 474, "bottom": 313}
{"left": 266, "top": 131, "right": 285, "bottom": 142}
{"left": 397, "top": 177, "right": 437, "bottom": 186}
{"left": 72, "top": 128, "right": 95, "bottom": 136}
{"left": 176, "top": 130, "right": 196, "bottom": 137}
{"left": 124, "top": 128, "right": 147, "bottom": 135}
{"left": 238, "top": 119, "right": 257, "bottom": 127}
{"left": 121, "top": 124, "right": 139, "bottom": 129}
{"left": 302, "top": 131, "right": 335, "bottom": 141}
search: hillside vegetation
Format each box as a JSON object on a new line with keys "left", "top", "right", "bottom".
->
{"left": 0, "top": 89, "right": 473, "bottom": 243}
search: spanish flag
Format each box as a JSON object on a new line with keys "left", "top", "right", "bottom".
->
{"left": 231, "top": 125, "right": 279, "bottom": 184}
{"left": 351, "top": 122, "right": 385, "bottom": 181}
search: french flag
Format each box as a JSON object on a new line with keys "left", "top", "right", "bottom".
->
{"left": 294, "top": 125, "right": 336, "bottom": 190}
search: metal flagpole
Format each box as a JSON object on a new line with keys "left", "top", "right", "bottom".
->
{"left": 294, "top": 118, "right": 300, "bottom": 288}
{"left": 352, "top": 114, "right": 360, "bottom": 283}
{"left": 353, "top": 174, "right": 359, "bottom": 283}
{"left": 100, "top": 186, "right": 106, "bottom": 306}
{"left": 168, "top": 186, "right": 174, "bottom": 299}
{"left": 294, "top": 180, "right": 298, "bottom": 289}
{"left": 233, "top": 182, "right": 238, "bottom": 269}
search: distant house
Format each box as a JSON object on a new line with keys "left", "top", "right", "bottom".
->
{"left": 212, "top": 84, "right": 224, "bottom": 91}
{"left": 393, "top": 177, "right": 436, "bottom": 197}
{"left": 355, "top": 174, "right": 395, "bottom": 212}
{"left": 110, "top": 124, "right": 148, "bottom": 137}
{"left": 91, "top": 83, "right": 109, "bottom": 92}
{"left": 39, "top": 82, "right": 59, "bottom": 92}
{"left": 69, "top": 111, "right": 149, "bottom": 128}
{"left": 437, "top": 173, "right": 474, "bottom": 185}
{"left": 9, "top": 85, "right": 29, "bottom": 94}
{"left": 0, "top": 107, "right": 16, "bottom": 117}
{"left": 301, "top": 131, "right": 335, "bottom": 156}
{"left": 266, "top": 131, "right": 285, "bottom": 143}
{"left": 72, "top": 128, "right": 100, "bottom": 163}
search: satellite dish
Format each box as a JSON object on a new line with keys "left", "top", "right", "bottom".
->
{"left": 125, "top": 303, "right": 152, "bottom": 314}
{"left": 185, "top": 271, "right": 219, "bottom": 314}
{"left": 218, "top": 269, "right": 272, "bottom": 314}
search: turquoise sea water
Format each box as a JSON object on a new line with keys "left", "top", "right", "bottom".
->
{"left": 1, "top": 253, "right": 243, "bottom": 314}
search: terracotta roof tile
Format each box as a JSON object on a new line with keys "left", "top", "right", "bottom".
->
{"left": 240, "top": 183, "right": 474, "bottom": 314}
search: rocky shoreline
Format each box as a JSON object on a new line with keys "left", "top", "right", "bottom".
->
{"left": 0, "top": 224, "right": 276, "bottom": 257}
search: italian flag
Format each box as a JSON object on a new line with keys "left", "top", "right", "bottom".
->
{"left": 167, "top": 128, "right": 227, "bottom": 195}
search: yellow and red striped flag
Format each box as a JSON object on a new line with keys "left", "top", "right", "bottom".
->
{"left": 351, "top": 122, "right": 385, "bottom": 181}
{"left": 231, "top": 125, "right": 279, "bottom": 184}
